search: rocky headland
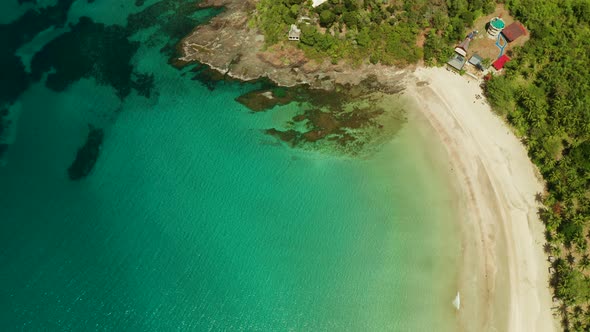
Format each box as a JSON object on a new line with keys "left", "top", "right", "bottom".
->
{"left": 177, "top": 0, "right": 407, "bottom": 90}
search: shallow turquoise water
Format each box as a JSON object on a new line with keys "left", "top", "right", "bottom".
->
{"left": 0, "top": 1, "right": 461, "bottom": 330}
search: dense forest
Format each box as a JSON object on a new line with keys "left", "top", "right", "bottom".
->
{"left": 486, "top": 1, "right": 590, "bottom": 330}
{"left": 253, "top": 0, "right": 590, "bottom": 330}
{"left": 254, "top": 0, "right": 495, "bottom": 65}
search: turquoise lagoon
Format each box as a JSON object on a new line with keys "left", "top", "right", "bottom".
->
{"left": 0, "top": 1, "right": 461, "bottom": 330}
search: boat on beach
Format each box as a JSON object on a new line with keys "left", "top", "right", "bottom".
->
{"left": 453, "top": 292, "right": 461, "bottom": 310}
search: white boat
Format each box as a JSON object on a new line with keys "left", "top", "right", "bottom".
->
{"left": 453, "top": 292, "right": 461, "bottom": 310}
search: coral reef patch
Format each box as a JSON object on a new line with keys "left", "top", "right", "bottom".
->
{"left": 236, "top": 77, "right": 408, "bottom": 156}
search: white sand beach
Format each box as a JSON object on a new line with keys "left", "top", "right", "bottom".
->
{"left": 405, "top": 67, "right": 559, "bottom": 331}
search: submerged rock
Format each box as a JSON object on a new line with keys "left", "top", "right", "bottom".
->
{"left": 0, "top": 144, "right": 7, "bottom": 160}
{"left": 266, "top": 103, "right": 388, "bottom": 153}
{"left": 265, "top": 129, "right": 300, "bottom": 146}
{"left": 235, "top": 87, "right": 296, "bottom": 112}
{"left": 68, "top": 125, "right": 104, "bottom": 181}
{"left": 131, "top": 73, "right": 156, "bottom": 98}
{"left": 0, "top": 108, "right": 9, "bottom": 159}
{"left": 235, "top": 77, "right": 407, "bottom": 156}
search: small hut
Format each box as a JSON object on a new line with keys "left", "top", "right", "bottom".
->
{"left": 454, "top": 31, "right": 477, "bottom": 57}
{"left": 468, "top": 54, "right": 485, "bottom": 71}
{"left": 502, "top": 22, "right": 526, "bottom": 42}
{"left": 288, "top": 24, "right": 301, "bottom": 41}
{"left": 454, "top": 47, "right": 467, "bottom": 57}
{"left": 447, "top": 53, "right": 467, "bottom": 71}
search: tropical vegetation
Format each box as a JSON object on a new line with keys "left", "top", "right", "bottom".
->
{"left": 486, "top": 1, "right": 590, "bottom": 330}
{"left": 253, "top": 0, "right": 495, "bottom": 65}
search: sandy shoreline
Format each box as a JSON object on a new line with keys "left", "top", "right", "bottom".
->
{"left": 405, "top": 67, "right": 558, "bottom": 331}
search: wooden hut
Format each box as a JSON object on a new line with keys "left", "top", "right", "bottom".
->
{"left": 502, "top": 22, "right": 526, "bottom": 42}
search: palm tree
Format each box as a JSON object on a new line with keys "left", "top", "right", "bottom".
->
{"left": 572, "top": 306, "right": 584, "bottom": 330}
{"left": 572, "top": 320, "right": 582, "bottom": 331}
{"left": 572, "top": 214, "right": 585, "bottom": 228}
{"left": 579, "top": 254, "right": 590, "bottom": 271}
{"left": 567, "top": 252, "right": 576, "bottom": 266}
{"left": 574, "top": 305, "right": 584, "bottom": 318}
{"left": 544, "top": 242, "right": 554, "bottom": 255}
{"left": 553, "top": 232, "right": 566, "bottom": 246}
{"left": 560, "top": 307, "right": 571, "bottom": 331}
{"left": 535, "top": 192, "right": 544, "bottom": 203}
{"left": 565, "top": 238, "right": 573, "bottom": 251}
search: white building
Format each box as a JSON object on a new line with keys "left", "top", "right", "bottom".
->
{"left": 288, "top": 24, "right": 301, "bottom": 41}
{"left": 312, "top": 0, "right": 328, "bottom": 7}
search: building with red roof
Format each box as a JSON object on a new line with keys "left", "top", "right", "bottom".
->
{"left": 492, "top": 54, "right": 510, "bottom": 70}
{"left": 502, "top": 22, "right": 527, "bottom": 42}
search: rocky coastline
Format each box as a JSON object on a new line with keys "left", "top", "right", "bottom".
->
{"left": 177, "top": 0, "right": 409, "bottom": 91}
{"left": 174, "top": 0, "right": 417, "bottom": 157}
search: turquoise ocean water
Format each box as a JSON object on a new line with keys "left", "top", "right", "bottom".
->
{"left": 0, "top": 1, "right": 461, "bottom": 330}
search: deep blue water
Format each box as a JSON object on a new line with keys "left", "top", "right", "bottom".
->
{"left": 0, "top": 1, "right": 461, "bottom": 330}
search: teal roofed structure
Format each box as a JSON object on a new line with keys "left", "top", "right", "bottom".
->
{"left": 487, "top": 17, "right": 506, "bottom": 37}
{"left": 490, "top": 18, "right": 505, "bottom": 29}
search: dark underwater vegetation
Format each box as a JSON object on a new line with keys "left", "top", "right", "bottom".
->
{"left": 0, "top": 0, "right": 220, "bottom": 171}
